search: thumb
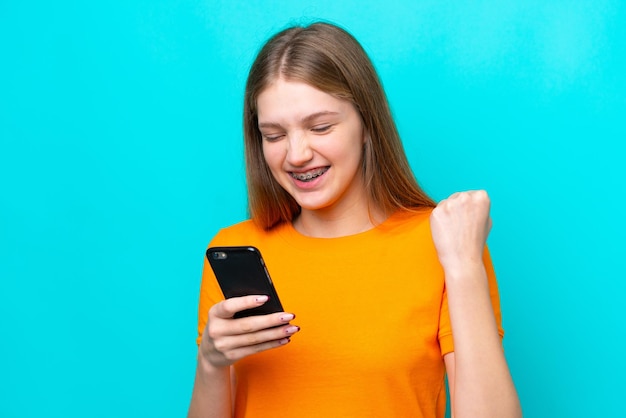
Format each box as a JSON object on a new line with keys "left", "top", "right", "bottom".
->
{"left": 211, "top": 295, "right": 269, "bottom": 319}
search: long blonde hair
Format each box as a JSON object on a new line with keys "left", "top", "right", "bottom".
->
{"left": 244, "top": 22, "right": 435, "bottom": 229}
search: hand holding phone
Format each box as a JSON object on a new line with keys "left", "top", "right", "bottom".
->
{"left": 201, "top": 246, "right": 298, "bottom": 368}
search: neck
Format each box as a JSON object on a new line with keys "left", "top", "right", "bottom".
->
{"left": 293, "top": 203, "right": 387, "bottom": 238}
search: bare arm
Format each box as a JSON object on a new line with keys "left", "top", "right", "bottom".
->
{"left": 187, "top": 295, "right": 299, "bottom": 418}
{"left": 187, "top": 357, "right": 232, "bottom": 418}
{"left": 432, "top": 191, "right": 521, "bottom": 418}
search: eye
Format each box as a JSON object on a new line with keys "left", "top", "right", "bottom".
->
{"left": 262, "top": 133, "right": 284, "bottom": 142}
{"left": 311, "top": 124, "right": 332, "bottom": 133}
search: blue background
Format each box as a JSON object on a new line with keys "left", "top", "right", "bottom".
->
{"left": 1, "top": 1, "right": 624, "bottom": 416}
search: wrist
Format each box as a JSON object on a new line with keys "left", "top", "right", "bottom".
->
{"left": 442, "top": 260, "right": 486, "bottom": 284}
{"left": 197, "top": 349, "right": 228, "bottom": 377}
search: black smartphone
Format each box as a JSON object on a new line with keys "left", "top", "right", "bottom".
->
{"left": 206, "top": 246, "right": 284, "bottom": 318}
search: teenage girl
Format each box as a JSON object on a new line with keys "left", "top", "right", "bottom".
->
{"left": 188, "top": 22, "right": 521, "bottom": 418}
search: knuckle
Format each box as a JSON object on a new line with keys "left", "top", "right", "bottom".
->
{"left": 213, "top": 339, "right": 228, "bottom": 353}
{"left": 246, "top": 334, "right": 260, "bottom": 346}
{"left": 206, "top": 325, "right": 221, "bottom": 341}
{"left": 239, "top": 319, "right": 255, "bottom": 333}
{"left": 208, "top": 303, "right": 219, "bottom": 318}
{"left": 221, "top": 298, "right": 236, "bottom": 315}
{"left": 210, "top": 300, "right": 233, "bottom": 319}
{"left": 223, "top": 350, "right": 239, "bottom": 362}
{"left": 253, "top": 343, "right": 267, "bottom": 354}
{"left": 209, "top": 325, "right": 224, "bottom": 339}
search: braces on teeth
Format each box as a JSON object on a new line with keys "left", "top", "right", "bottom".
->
{"left": 293, "top": 170, "right": 325, "bottom": 181}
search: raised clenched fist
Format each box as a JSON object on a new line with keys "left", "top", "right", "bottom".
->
{"left": 429, "top": 190, "right": 492, "bottom": 273}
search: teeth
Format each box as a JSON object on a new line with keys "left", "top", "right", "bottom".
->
{"left": 291, "top": 168, "right": 327, "bottom": 181}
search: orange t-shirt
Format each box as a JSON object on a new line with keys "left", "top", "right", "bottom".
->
{"left": 196, "top": 209, "right": 504, "bottom": 418}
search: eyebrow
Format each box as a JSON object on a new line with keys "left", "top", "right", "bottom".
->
{"left": 258, "top": 111, "right": 340, "bottom": 129}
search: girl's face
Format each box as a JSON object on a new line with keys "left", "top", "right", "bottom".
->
{"left": 257, "top": 79, "right": 368, "bottom": 219}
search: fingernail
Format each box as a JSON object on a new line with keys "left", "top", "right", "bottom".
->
{"left": 279, "top": 337, "right": 291, "bottom": 345}
{"left": 280, "top": 313, "right": 295, "bottom": 322}
{"left": 285, "top": 326, "right": 300, "bottom": 335}
{"left": 255, "top": 296, "right": 269, "bottom": 303}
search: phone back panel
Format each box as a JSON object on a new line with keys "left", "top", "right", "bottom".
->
{"left": 206, "top": 246, "right": 283, "bottom": 318}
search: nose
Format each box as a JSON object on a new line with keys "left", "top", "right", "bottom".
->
{"left": 285, "top": 132, "right": 313, "bottom": 166}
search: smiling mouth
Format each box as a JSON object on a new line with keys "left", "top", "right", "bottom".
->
{"left": 290, "top": 167, "right": 329, "bottom": 182}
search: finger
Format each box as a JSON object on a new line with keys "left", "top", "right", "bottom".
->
{"left": 216, "top": 323, "right": 300, "bottom": 353}
{"left": 211, "top": 295, "right": 271, "bottom": 319}
{"left": 205, "top": 326, "right": 296, "bottom": 368}
{"left": 232, "top": 311, "right": 296, "bottom": 334}
{"left": 221, "top": 336, "right": 293, "bottom": 364}
{"left": 473, "top": 189, "right": 490, "bottom": 206}
{"left": 208, "top": 309, "right": 296, "bottom": 341}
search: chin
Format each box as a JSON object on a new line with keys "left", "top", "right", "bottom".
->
{"left": 296, "top": 199, "right": 335, "bottom": 212}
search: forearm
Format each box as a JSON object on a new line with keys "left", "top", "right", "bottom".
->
{"left": 187, "top": 351, "right": 232, "bottom": 418}
{"left": 446, "top": 262, "right": 521, "bottom": 418}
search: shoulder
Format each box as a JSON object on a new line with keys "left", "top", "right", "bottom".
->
{"left": 353, "top": 208, "right": 437, "bottom": 256}
{"left": 208, "top": 219, "right": 287, "bottom": 248}
{"left": 378, "top": 208, "right": 434, "bottom": 235}
{"left": 209, "top": 219, "right": 260, "bottom": 245}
